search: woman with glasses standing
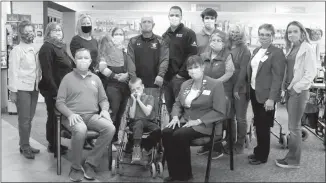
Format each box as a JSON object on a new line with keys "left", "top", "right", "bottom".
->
{"left": 247, "top": 24, "right": 286, "bottom": 165}
{"left": 38, "top": 22, "right": 74, "bottom": 156}
{"left": 70, "top": 14, "right": 98, "bottom": 73}
{"left": 275, "top": 21, "right": 317, "bottom": 169}
{"left": 8, "top": 20, "right": 41, "bottom": 159}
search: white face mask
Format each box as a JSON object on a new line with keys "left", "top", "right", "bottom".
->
{"left": 210, "top": 42, "right": 223, "bottom": 52}
{"left": 204, "top": 19, "right": 215, "bottom": 30}
{"left": 112, "top": 35, "right": 124, "bottom": 45}
{"left": 170, "top": 17, "right": 181, "bottom": 27}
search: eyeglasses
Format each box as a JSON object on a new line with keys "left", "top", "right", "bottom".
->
{"left": 259, "top": 33, "right": 272, "bottom": 37}
{"left": 211, "top": 39, "right": 223, "bottom": 43}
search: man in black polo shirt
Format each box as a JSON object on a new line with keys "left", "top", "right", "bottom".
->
{"left": 127, "top": 15, "right": 169, "bottom": 91}
{"left": 162, "top": 6, "right": 198, "bottom": 114}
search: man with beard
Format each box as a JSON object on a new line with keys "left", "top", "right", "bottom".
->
{"left": 196, "top": 8, "right": 226, "bottom": 55}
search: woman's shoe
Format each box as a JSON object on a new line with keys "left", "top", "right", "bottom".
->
{"left": 19, "top": 146, "right": 40, "bottom": 154}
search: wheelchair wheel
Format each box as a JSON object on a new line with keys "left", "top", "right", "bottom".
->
{"left": 302, "top": 128, "right": 309, "bottom": 141}
{"left": 156, "top": 162, "right": 163, "bottom": 178}
{"left": 150, "top": 163, "right": 157, "bottom": 178}
{"left": 111, "top": 159, "right": 117, "bottom": 176}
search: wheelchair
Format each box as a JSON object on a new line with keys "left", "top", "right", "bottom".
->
{"left": 111, "top": 87, "right": 165, "bottom": 178}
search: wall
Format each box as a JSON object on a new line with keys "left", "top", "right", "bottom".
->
{"left": 12, "top": 2, "right": 43, "bottom": 24}
{"left": 62, "top": 12, "right": 76, "bottom": 57}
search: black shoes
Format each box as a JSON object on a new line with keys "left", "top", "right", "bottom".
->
{"left": 248, "top": 154, "right": 267, "bottom": 165}
{"left": 48, "top": 144, "right": 68, "bottom": 157}
{"left": 20, "top": 148, "right": 35, "bottom": 159}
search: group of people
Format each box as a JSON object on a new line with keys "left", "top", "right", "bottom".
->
{"left": 8, "top": 5, "right": 318, "bottom": 182}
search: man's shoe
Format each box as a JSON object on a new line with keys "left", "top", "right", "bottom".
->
{"left": 69, "top": 167, "right": 84, "bottom": 182}
{"left": 196, "top": 146, "right": 210, "bottom": 155}
{"left": 212, "top": 151, "right": 224, "bottom": 160}
{"left": 249, "top": 158, "right": 267, "bottom": 165}
{"left": 20, "top": 148, "right": 35, "bottom": 159}
{"left": 83, "top": 162, "right": 96, "bottom": 180}
{"left": 131, "top": 146, "right": 142, "bottom": 163}
{"left": 19, "top": 146, "right": 40, "bottom": 154}
{"left": 275, "top": 159, "right": 300, "bottom": 169}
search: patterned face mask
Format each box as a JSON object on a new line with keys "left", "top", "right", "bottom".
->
{"left": 230, "top": 32, "right": 242, "bottom": 42}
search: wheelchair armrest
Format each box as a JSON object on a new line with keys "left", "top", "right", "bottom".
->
{"left": 54, "top": 108, "right": 62, "bottom": 117}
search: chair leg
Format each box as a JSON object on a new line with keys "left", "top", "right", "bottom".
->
{"left": 108, "top": 143, "right": 112, "bottom": 171}
{"left": 162, "top": 151, "right": 166, "bottom": 169}
{"left": 57, "top": 115, "right": 62, "bottom": 175}
{"left": 205, "top": 123, "right": 217, "bottom": 183}
{"left": 228, "top": 120, "right": 234, "bottom": 170}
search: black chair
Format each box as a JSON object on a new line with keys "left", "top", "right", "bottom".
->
{"left": 54, "top": 109, "right": 113, "bottom": 175}
{"left": 162, "top": 97, "right": 234, "bottom": 183}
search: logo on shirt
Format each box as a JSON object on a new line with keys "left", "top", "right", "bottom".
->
{"left": 150, "top": 43, "right": 158, "bottom": 49}
{"left": 176, "top": 34, "right": 183, "bottom": 37}
{"left": 136, "top": 42, "right": 141, "bottom": 47}
{"left": 191, "top": 41, "right": 197, "bottom": 47}
{"left": 91, "top": 80, "right": 97, "bottom": 87}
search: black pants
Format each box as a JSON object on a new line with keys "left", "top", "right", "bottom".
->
{"left": 128, "top": 119, "right": 161, "bottom": 151}
{"left": 44, "top": 95, "right": 57, "bottom": 148}
{"left": 164, "top": 76, "right": 187, "bottom": 114}
{"left": 250, "top": 87, "right": 275, "bottom": 162}
{"left": 162, "top": 126, "right": 206, "bottom": 180}
{"left": 106, "top": 83, "right": 129, "bottom": 140}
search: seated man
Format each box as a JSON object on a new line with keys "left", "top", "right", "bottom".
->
{"left": 127, "top": 77, "right": 161, "bottom": 163}
{"left": 56, "top": 48, "right": 115, "bottom": 182}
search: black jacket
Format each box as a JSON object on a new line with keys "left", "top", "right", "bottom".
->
{"left": 38, "top": 42, "right": 75, "bottom": 97}
{"left": 162, "top": 23, "right": 198, "bottom": 81}
{"left": 127, "top": 34, "right": 169, "bottom": 88}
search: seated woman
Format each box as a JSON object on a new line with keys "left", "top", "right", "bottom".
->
{"left": 162, "top": 55, "right": 227, "bottom": 182}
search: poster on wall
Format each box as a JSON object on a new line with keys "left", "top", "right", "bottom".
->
{"left": 33, "top": 24, "right": 44, "bottom": 50}
{"left": 1, "top": 51, "right": 7, "bottom": 69}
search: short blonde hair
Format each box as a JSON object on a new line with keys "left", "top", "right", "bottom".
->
{"left": 227, "top": 23, "right": 247, "bottom": 45}
{"left": 76, "top": 14, "right": 92, "bottom": 36}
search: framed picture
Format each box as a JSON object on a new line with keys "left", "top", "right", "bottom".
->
{"left": 1, "top": 51, "right": 7, "bottom": 69}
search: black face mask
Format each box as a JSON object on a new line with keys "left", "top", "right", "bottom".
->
{"left": 81, "top": 26, "right": 92, "bottom": 33}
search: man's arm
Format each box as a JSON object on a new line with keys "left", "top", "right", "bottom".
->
{"left": 157, "top": 38, "right": 169, "bottom": 78}
{"left": 177, "top": 30, "right": 198, "bottom": 78}
{"left": 55, "top": 76, "right": 75, "bottom": 117}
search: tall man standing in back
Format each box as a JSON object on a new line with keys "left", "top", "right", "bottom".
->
{"left": 162, "top": 6, "right": 198, "bottom": 114}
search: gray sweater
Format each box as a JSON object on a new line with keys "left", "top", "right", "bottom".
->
{"left": 56, "top": 69, "right": 110, "bottom": 117}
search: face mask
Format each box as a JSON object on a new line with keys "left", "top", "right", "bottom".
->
{"left": 20, "top": 33, "right": 35, "bottom": 44}
{"left": 210, "top": 42, "right": 223, "bottom": 51}
{"left": 170, "top": 17, "right": 181, "bottom": 27}
{"left": 259, "top": 37, "right": 272, "bottom": 46}
{"left": 204, "top": 19, "right": 215, "bottom": 30}
{"left": 188, "top": 67, "right": 202, "bottom": 79}
{"left": 112, "top": 35, "right": 124, "bottom": 45}
{"left": 81, "top": 26, "right": 92, "bottom": 33}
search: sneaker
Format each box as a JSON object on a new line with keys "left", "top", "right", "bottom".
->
{"left": 275, "top": 159, "right": 300, "bottom": 169}
{"left": 212, "top": 151, "right": 224, "bottom": 160}
{"left": 20, "top": 148, "right": 35, "bottom": 159}
{"left": 83, "top": 162, "right": 96, "bottom": 180}
{"left": 196, "top": 146, "right": 210, "bottom": 155}
{"left": 131, "top": 146, "right": 142, "bottom": 163}
{"left": 69, "top": 167, "right": 84, "bottom": 182}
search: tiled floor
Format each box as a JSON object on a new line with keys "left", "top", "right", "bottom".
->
{"left": 1, "top": 102, "right": 326, "bottom": 182}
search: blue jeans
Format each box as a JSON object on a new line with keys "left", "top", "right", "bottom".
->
{"left": 285, "top": 90, "right": 309, "bottom": 165}
{"left": 233, "top": 93, "right": 249, "bottom": 149}
{"left": 15, "top": 90, "right": 39, "bottom": 149}
{"left": 62, "top": 114, "right": 115, "bottom": 169}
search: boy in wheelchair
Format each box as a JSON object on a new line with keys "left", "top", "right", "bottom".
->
{"left": 125, "top": 77, "right": 161, "bottom": 163}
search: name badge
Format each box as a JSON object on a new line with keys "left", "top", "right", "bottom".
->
{"left": 176, "top": 34, "right": 183, "bottom": 37}
{"left": 202, "top": 90, "right": 211, "bottom": 95}
{"left": 261, "top": 55, "right": 268, "bottom": 62}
